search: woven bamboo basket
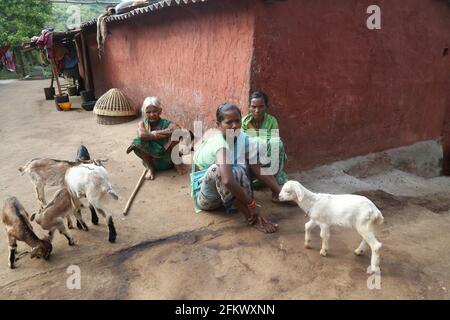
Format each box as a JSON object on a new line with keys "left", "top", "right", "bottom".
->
{"left": 93, "top": 88, "right": 138, "bottom": 125}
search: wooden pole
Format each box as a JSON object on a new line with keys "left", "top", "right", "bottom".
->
{"left": 80, "top": 31, "right": 93, "bottom": 91}
{"left": 122, "top": 169, "right": 147, "bottom": 216}
{"left": 51, "top": 59, "right": 62, "bottom": 95}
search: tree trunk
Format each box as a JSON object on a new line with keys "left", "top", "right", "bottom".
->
{"left": 13, "top": 46, "right": 26, "bottom": 78}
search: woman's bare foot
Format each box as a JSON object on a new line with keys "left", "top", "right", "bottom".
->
{"left": 250, "top": 215, "right": 278, "bottom": 233}
{"left": 175, "top": 164, "right": 188, "bottom": 175}
{"left": 145, "top": 168, "right": 155, "bottom": 180}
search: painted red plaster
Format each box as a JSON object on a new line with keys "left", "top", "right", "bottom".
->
{"left": 86, "top": 0, "right": 255, "bottom": 131}
{"left": 252, "top": 0, "right": 450, "bottom": 170}
{"left": 84, "top": 0, "right": 450, "bottom": 172}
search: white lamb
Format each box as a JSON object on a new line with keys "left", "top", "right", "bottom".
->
{"left": 65, "top": 163, "right": 119, "bottom": 243}
{"left": 279, "top": 180, "right": 384, "bottom": 274}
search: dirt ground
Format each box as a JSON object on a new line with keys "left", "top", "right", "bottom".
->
{"left": 0, "top": 79, "right": 449, "bottom": 300}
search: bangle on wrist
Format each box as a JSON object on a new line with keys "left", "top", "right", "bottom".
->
{"left": 247, "top": 199, "right": 257, "bottom": 209}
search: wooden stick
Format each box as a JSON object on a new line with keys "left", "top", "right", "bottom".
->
{"left": 122, "top": 169, "right": 147, "bottom": 216}
{"left": 51, "top": 59, "right": 62, "bottom": 95}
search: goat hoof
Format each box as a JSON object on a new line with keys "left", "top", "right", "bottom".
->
{"left": 354, "top": 249, "right": 364, "bottom": 256}
{"left": 8, "top": 263, "right": 15, "bottom": 269}
{"left": 69, "top": 240, "right": 75, "bottom": 246}
{"left": 91, "top": 218, "right": 99, "bottom": 226}
{"left": 304, "top": 242, "right": 312, "bottom": 249}
{"left": 76, "top": 221, "right": 83, "bottom": 230}
{"left": 320, "top": 249, "right": 327, "bottom": 257}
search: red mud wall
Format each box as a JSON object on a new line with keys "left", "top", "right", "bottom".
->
{"left": 442, "top": 105, "right": 450, "bottom": 175}
{"left": 85, "top": 0, "right": 255, "bottom": 130}
{"left": 252, "top": 0, "right": 450, "bottom": 171}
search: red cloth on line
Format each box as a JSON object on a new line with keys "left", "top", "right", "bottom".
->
{"left": 36, "top": 30, "right": 54, "bottom": 59}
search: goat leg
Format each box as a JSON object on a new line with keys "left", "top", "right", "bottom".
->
{"left": 89, "top": 204, "right": 99, "bottom": 225}
{"left": 107, "top": 215, "right": 116, "bottom": 243}
{"left": 319, "top": 224, "right": 330, "bottom": 257}
{"left": 304, "top": 219, "right": 317, "bottom": 249}
{"left": 8, "top": 247, "right": 16, "bottom": 269}
{"left": 57, "top": 222, "right": 75, "bottom": 246}
{"left": 8, "top": 243, "right": 17, "bottom": 269}
{"left": 66, "top": 215, "right": 74, "bottom": 229}
{"left": 35, "top": 185, "right": 47, "bottom": 209}
{"left": 70, "top": 196, "right": 89, "bottom": 231}
{"left": 354, "top": 240, "right": 368, "bottom": 256}
{"left": 72, "top": 208, "right": 89, "bottom": 231}
{"left": 47, "top": 230, "right": 55, "bottom": 243}
{"left": 7, "top": 236, "right": 17, "bottom": 269}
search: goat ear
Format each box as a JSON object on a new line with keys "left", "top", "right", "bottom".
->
{"left": 294, "top": 184, "right": 305, "bottom": 202}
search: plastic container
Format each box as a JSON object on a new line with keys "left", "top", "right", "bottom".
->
{"left": 59, "top": 102, "right": 72, "bottom": 111}
{"left": 54, "top": 94, "right": 69, "bottom": 111}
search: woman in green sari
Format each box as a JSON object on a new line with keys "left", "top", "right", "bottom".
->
{"left": 242, "top": 91, "right": 288, "bottom": 185}
{"left": 126, "top": 96, "right": 187, "bottom": 180}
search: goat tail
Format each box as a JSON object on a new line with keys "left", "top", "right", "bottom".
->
{"left": 18, "top": 163, "right": 30, "bottom": 175}
{"left": 18, "top": 158, "right": 38, "bottom": 175}
{"left": 108, "top": 189, "right": 119, "bottom": 201}
{"left": 372, "top": 209, "right": 384, "bottom": 225}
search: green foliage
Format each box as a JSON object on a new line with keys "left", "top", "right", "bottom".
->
{"left": 0, "top": 1, "right": 108, "bottom": 45}
{"left": 0, "top": 69, "right": 20, "bottom": 80}
{"left": 50, "top": 3, "right": 107, "bottom": 32}
{"left": 0, "top": 0, "right": 52, "bottom": 46}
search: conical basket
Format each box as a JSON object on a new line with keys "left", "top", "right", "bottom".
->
{"left": 93, "top": 88, "right": 138, "bottom": 125}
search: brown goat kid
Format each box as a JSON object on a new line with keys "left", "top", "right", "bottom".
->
{"left": 2, "top": 197, "right": 53, "bottom": 269}
{"left": 30, "top": 188, "right": 76, "bottom": 246}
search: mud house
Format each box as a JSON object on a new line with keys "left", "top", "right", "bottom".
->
{"left": 80, "top": 0, "right": 450, "bottom": 172}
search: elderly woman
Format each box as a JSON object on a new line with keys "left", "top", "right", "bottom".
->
{"left": 242, "top": 91, "right": 288, "bottom": 185}
{"left": 127, "top": 96, "right": 186, "bottom": 180}
{"left": 192, "top": 102, "right": 282, "bottom": 233}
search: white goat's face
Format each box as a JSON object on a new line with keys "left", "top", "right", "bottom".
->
{"left": 279, "top": 181, "right": 300, "bottom": 202}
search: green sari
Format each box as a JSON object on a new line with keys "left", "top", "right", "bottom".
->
{"left": 241, "top": 112, "right": 288, "bottom": 185}
{"left": 130, "top": 118, "right": 174, "bottom": 171}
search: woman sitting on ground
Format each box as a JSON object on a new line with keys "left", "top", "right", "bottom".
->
{"left": 242, "top": 91, "right": 288, "bottom": 186}
{"left": 192, "top": 102, "right": 283, "bottom": 233}
{"left": 127, "top": 96, "right": 187, "bottom": 180}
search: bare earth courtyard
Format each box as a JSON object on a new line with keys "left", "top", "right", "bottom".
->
{"left": 0, "top": 79, "right": 449, "bottom": 300}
